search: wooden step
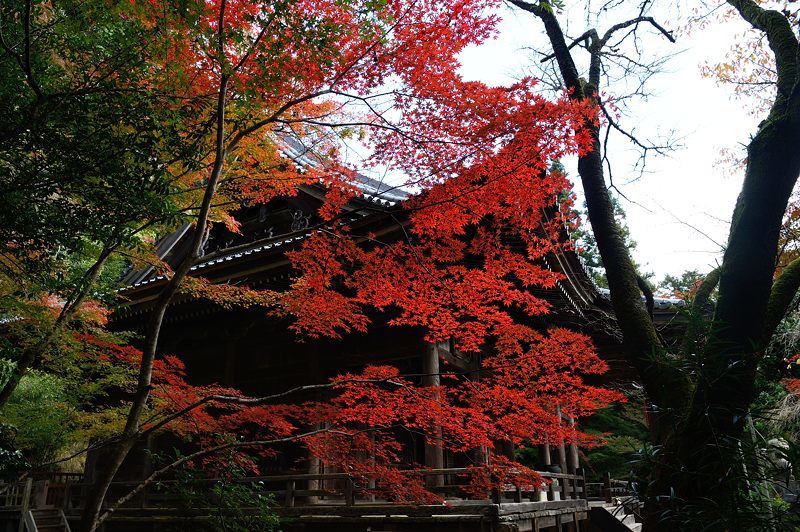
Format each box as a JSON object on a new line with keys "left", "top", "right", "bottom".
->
{"left": 27, "top": 508, "right": 70, "bottom": 532}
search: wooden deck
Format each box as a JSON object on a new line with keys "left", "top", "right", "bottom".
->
{"left": 2, "top": 468, "right": 593, "bottom": 531}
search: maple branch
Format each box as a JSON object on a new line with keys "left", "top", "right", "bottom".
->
{"left": 19, "top": 0, "right": 42, "bottom": 99}
{"left": 96, "top": 428, "right": 333, "bottom": 528}
{"left": 0, "top": 241, "right": 117, "bottom": 407}
{"left": 227, "top": 3, "right": 418, "bottom": 148}
{"left": 217, "top": 0, "right": 227, "bottom": 66}
{"left": 0, "top": 9, "right": 23, "bottom": 64}
{"left": 175, "top": 142, "right": 557, "bottom": 277}
{"left": 139, "top": 382, "right": 350, "bottom": 437}
{"left": 125, "top": 42, "right": 230, "bottom": 448}
{"left": 80, "top": 5, "right": 235, "bottom": 529}
{"left": 37, "top": 367, "right": 489, "bottom": 471}
{"left": 0, "top": 0, "right": 47, "bottom": 142}
{"left": 231, "top": 9, "right": 279, "bottom": 73}
{"left": 274, "top": 117, "right": 406, "bottom": 134}
{"left": 327, "top": 90, "right": 436, "bottom": 145}
{"left": 327, "top": 2, "right": 415, "bottom": 88}
{"left": 227, "top": 90, "right": 332, "bottom": 148}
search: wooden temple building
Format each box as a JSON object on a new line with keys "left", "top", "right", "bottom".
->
{"left": 1, "top": 140, "right": 684, "bottom": 531}
{"left": 106, "top": 138, "right": 619, "bottom": 480}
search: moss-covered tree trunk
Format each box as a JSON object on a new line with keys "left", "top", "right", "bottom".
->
{"left": 672, "top": 0, "right": 800, "bottom": 510}
{"left": 512, "top": 0, "right": 800, "bottom": 528}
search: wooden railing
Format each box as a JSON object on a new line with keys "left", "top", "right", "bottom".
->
{"left": 0, "top": 478, "right": 32, "bottom": 509}
{"left": 599, "top": 472, "right": 632, "bottom": 503}
{"left": 589, "top": 473, "right": 644, "bottom": 524}
{"left": 2, "top": 468, "right": 588, "bottom": 514}
{"left": 59, "top": 468, "right": 587, "bottom": 510}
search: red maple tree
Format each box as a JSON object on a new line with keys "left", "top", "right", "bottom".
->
{"left": 55, "top": 1, "right": 618, "bottom": 529}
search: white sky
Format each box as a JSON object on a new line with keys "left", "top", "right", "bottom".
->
{"left": 458, "top": 2, "right": 762, "bottom": 280}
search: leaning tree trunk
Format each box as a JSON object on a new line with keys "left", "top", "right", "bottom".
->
{"left": 78, "top": 70, "right": 231, "bottom": 532}
{"left": 672, "top": 0, "right": 800, "bottom": 515}
{"left": 513, "top": 0, "right": 800, "bottom": 529}
{"left": 669, "top": 113, "right": 800, "bottom": 527}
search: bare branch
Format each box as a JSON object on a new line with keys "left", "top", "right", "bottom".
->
{"left": 540, "top": 28, "right": 597, "bottom": 63}
{"left": 508, "top": 0, "right": 584, "bottom": 94}
{"left": 601, "top": 16, "right": 675, "bottom": 47}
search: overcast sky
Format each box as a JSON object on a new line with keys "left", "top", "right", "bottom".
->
{"left": 458, "top": 2, "right": 763, "bottom": 281}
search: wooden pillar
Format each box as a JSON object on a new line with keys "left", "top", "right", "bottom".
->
{"left": 538, "top": 439, "right": 552, "bottom": 501}
{"left": 307, "top": 449, "right": 321, "bottom": 504}
{"left": 538, "top": 442, "right": 551, "bottom": 466}
{"left": 494, "top": 439, "right": 515, "bottom": 463}
{"left": 567, "top": 416, "right": 579, "bottom": 475}
{"left": 555, "top": 405, "right": 568, "bottom": 474}
{"left": 422, "top": 342, "right": 444, "bottom": 486}
{"left": 555, "top": 404, "right": 569, "bottom": 502}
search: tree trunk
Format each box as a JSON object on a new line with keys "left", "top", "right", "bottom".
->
{"left": 78, "top": 71, "right": 231, "bottom": 532}
{"left": 513, "top": 0, "right": 800, "bottom": 528}
{"left": 669, "top": 100, "right": 800, "bottom": 523}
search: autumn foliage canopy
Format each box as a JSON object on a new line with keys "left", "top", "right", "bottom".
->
{"left": 1, "top": 0, "right": 619, "bottom": 505}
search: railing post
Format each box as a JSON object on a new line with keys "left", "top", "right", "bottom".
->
{"left": 578, "top": 467, "right": 586, "bottom": 500}
{"left": 344, "top": 477, "right": 355, "bottom": 506}
{"left": 563, "top": 475, "right": 571, "bottom": 500}
{"left": 24, "top": 478, "right": 33, "bottom": 506}
{"left": 547, "top": 477, "right": 557, "bottom": 501}
{"left": 489, "top": 470, "right": 501, "bottom": 504}
{"left": 63, "top": 479, "right": 72, "bottom": 511}
{"left": 603, "top": 472, "right": 612, "bottom": 503}
{"left": 285, "top": 479, "right": 295, "bottom": 508}
{"left": 18, "top": 478, "right": 32, "bottom": 532}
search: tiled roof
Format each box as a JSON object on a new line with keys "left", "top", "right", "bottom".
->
{"left": 597, "top": 287, "right": 686, "bottom": 310}
{"left": 121, "top": 135, "right": 409, "bottom": 292}
{"left": 124, "top": 233, "right": 310, "bottom": 290}
{"left": 278, "top": 134, "right": 408, "bottom": 206}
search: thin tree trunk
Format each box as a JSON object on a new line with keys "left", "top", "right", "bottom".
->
{"left": 78, "top": 68, "right": 231, "bottom": 532}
